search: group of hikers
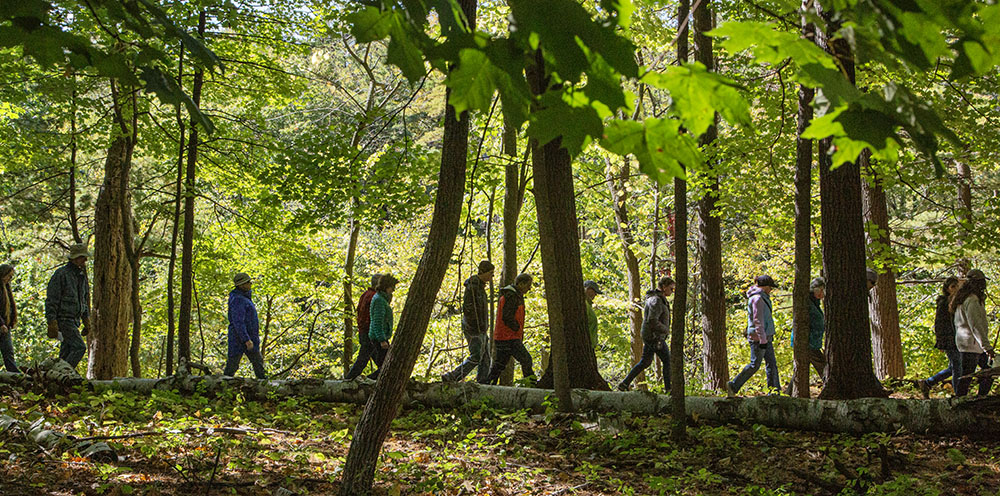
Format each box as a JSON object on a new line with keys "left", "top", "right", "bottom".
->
{"left": 0, "top": 246, "right": 994, "bottom": 399}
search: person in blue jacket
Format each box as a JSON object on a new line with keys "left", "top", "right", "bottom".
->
{"left": 368, "top": 274, "right": 399, "bottom": 380}
{"left": 224, "top": 272, "right": 266, "bottom": 379}
{"left": 728, "top": 275, "right": 782, "bottom": 396}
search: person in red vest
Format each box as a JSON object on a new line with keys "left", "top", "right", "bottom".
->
{"left": 344, "top": 273, "right": 381, "bottom": 380}
{"left": 481, "top": 273, "right": 534, "bottom": 385}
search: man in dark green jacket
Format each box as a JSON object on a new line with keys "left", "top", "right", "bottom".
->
{"left": 45, "top": 243, "right": 91, "bottom": 369}
{"left": 785, "top": 277, "right": 827, "bottom": 394}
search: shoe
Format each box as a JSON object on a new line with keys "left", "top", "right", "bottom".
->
{"left": 918, "top": 379, "right": 931, "bottom": 399}
{"left": 725, "top": 381, "right": 736, "bottom": 397}
{"left": 616, "top": 381, "right": 629, "bottom": 392}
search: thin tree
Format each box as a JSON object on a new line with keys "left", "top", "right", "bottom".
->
{"left": 165, "top": 46, "right": 185, "bottom": 377}
{"left": 497, "top": 113, "right": 528, "bottom": 385}
{"left": 607, "top": 156, "right": 645, "bottom": 387}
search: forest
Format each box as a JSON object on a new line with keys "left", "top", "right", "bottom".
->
{"left": 2, "top": 0, "right": 1000, "bottom": 494}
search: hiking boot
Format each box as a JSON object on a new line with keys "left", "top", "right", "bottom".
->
{"left": 918, "top": 379, "right": 931, "bottom": 399}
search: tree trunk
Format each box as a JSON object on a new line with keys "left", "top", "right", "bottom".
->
{"left": 68, "top": 82, "right": 82, "bottom": 244}
{"left": 178, "top": 11, "right": 207, "bottom": 371}
{"left": 955, "top": 161, "right": 973, "bottom": 274}
{"left": 342, "top": 221, "right": 360, "bottom": 376}
{"left": 498, "top": 110, "right": 526, "bottom": 386}
{"left": 89, "top": 134, "right": 134, "bottom": 380}
{"left": 669, "top": 0, "right": 691, "bottom": 441}
{"left": 790, "top": 1, "right": 816, "bottom": 398}
{"left": 165, "top": 47, "right": 185, "bottom": 377}
{"left": 815, "top": 10, "right": 886, "bottom": 399}
{"left": 339, "top": 3, "right": 475, "bottom": 493}
{"left": 607, "top": 158, "right": 645, "bottom": 388}
{"left": 528, "top": 52, "right": 607, "bottom": 396}
{"left": 693, "top": 0, "right": 728, "bottom": 392}
{"left": 861, "top": 154, "right": 905, "bottom": 379}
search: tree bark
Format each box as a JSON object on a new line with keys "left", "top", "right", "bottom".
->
{"left": 669, "top": 0, "right": 691, "bottom": 441}
{"left": 790, "top": 1, "right": 816, "bottom": 398}
{"left": 497, "top": 113, "right": 525, "bottom": 386}
{"left": 815, "top": 10, "right": 886, "bottom": 399}
{"left": 607, "top": 158, "right": 645, "bottom": 388}
{"left": 342, "top": 221, "right": 360, "bottom": 376}
{"left": 339, "top": 2, "right": 475, "bottom": 493}
{"left": 861, "top": 154, "right": 905, "bottom": 379}
{"left": 955, "top": 161, "right": 973, "bottom": 274}
{"left": 68, "top": 81, "right": 82, "bottom": 244}
{"left": 178, "top": 11, "right": 207, "bottom": 371}
{"left": 693, "top": 0, "right": 728, "bottom": 392}
{"left": 165, "top": 47, "right": 185, "bottom": 377}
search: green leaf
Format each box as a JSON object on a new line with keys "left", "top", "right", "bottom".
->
{"left": 643, "top": 64, "right": 751, "bottom": 135}
{"left": 445, "top": 49, "right": 497, "bottom": 114}
{"left": 347, "top": 7, "right": 395, "bottom": 43}
{"left": 139, "top": 66, "right": 215, "bottom": 134}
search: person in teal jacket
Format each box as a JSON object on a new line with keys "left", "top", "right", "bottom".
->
{"left": 367, "top": 274, "right": 399, "bottom": 380}
{"left": 785, "top": 277, "right": 827, "bottom": 394}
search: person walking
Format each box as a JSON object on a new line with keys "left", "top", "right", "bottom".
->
{"left": 367, "top": 274, "right": 399, "bottom": 380}
{"left": 224, "top": 272, "right": 267, "bottom": 379}
{"left": 345, "top": 274, "right": 381, "bottom": 380}
{"left": 0, "top": 264, "right": 21, "bottom": 373}
{"left": 482, "top": 273, "right": 535, "bottom": 385}
{"left": 917, "top": 276, "right": 960, "bottom": 398}
{"left": 951, "top": 269, "right": 994, "bottom": 397}
{"left": 443, "top": 261, "right": 494, "bottom": 383}
{"left": 785, "top": 277, "right": 827, "bottom": 394}
{"left": 728, "top": 275, "right": 782, "bottom": 396}
{"left": 617, "top": 276, "right": 674, "bottom": 392}
{"left": 584, "top": 280, "right": 602, "bottom": 350}
{"left": 45, "top": 243, "right": 91, "bottom": 369}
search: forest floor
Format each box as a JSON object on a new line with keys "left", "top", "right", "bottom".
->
{"left": 1, "top": 380, "right": 997, "bottom": 496}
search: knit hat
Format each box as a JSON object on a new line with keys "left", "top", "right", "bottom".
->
{"left": 233, "top": 272, "right": 252, "bottom": 286}
{"left": 583, "top": 280, "right": 603, "bottom": 294}
{"left": 0, "top": 264, "right": 12, "bottom": 279}
{"left": 478, "top": 260, "right": 495, "bottom": 275}
{"left": 966, "top": 269, "right": 988, "bottom": 280}
{"left": 809, "top": 277, "right": 826, "bottom": 291}
{"left": 67, "top": 243, "right": 91, "bottom": 259}
{"left": 755, "top": 275, "right": 778, "bottom": 288}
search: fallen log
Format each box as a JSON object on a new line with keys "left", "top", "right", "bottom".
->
{"left": 3, "top": 364, "right": 999, "bottom": 437}
{"left": 0, "top": 414, "right": 117, "bottom": 462}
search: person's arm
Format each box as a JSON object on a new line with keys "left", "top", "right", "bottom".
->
{"left": 463, "top": 283, "right": 480, "bottom": 333}
{"left": 751, "top": 296, "right": 768, "bottom": 344}
{"left": 968, "top": 298, "right": 993, "bottom": 354}
{"left": 369, "top": 296, "right": 387, "bottom": 342}
{"left": 230, "top": 298, "right": 251, "bottom": 346}
{"left": 45, "top": 270, "right": 63, "bottom": 324}
{"left": 501, "top": 294, "right": 520, "bottom": 333}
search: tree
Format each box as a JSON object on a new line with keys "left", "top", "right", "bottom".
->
{"left": 498, "top": 113, "right": 528, "bottom": 386}
{"left": 607, "top": 157, "right": 645, "bottom": 387}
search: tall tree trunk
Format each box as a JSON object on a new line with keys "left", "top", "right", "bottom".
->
{"left": 670, "top": 0, "right": 691, "bottom": 441}
{"left": 607, "top": 158, "right": 645, "bottom": 387}
{"left": 693, "top": 0, "right": 728, "bottom": 392}
{"left": 529, "top": 50, "right": 607, "bottom": 396}
{"left": 790, "top": 0, "right": 816, "bottom": 399}
{"left": 68, "top": 81, "right": 82, "bottom": 244}
{"left": 178, "top": 11, "right": 207, "bottom": 371}
{"left": 339, "top": 3, "right": 476, "bottom": 494}
{"left": 498, "top": 113, "right": 525, "bottom": 386}
{"left": 815, "top": 9, "right": 886, "bottom": 399}
{"left": 861, "top": 154, "right": 904, "bottom": 379}
{"left": 650, "top": 186, "right": 661, "bottom": 288}
{"left": 89, "top": 82, "right": 135, "bottom": 380}
{"left": 165, "top": 47, "right": 185, "bottom": 377}
{"left": 955, "top": 161, "right": 973, "bottom": 274}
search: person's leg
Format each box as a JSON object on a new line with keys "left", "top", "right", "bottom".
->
{"left": 475, "top": 335, "right": 491, "bottom": 384}
{"left": 59, "top": 322, "right": 86, "bottom": 369}
{"left": 620, "top": 342, "right": 656, "bottom": 389}
{"left": 925, "top": 367, "right": 952, "bottom": 387}
{"left": 950, "top": 350, "right": 964, "bottom": 396}
{"left": 0, "top": 331, "right": 19, "bottom": 373}
{"left": 344, "top": 332, "right": 374, "bottom": 380}
{"left": 810, "top": 348, "right": 827, "bottom": 381}
{"left": 484, "top": 341, "right": 514, "bottom": 385}
{"left": 975, "top": 353, "right": 994, "bottom": 397}
{"left": 653, "top": 339, "right": 671, "bottom": 391}
{"left": 246, "top": 348, "right": 267, "bottom": 380}
{"left": 223, "top": 353, "right": 242, "bottom": 376}
{"left": 511, "top": 340, "right": 534, "bottom": 381}
{"left": 368, "top": 342, "right": 388, "bottom": 380}
{"left": 444, "top": 333, "right": 483, "bottom": 382}
{"left": 729, "top": 341, "right": 764, "bottom": 393}
{"left": 763, "top": 343, "right": 780, "bottom": 392}
{"left": 955, "top": 352, "right": 978, "bottom": 397}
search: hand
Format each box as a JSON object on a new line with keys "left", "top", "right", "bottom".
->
{"left": 245, "top": 340, "right": 254, "bottom": 351}
{"left": 0, "top": 324, "right": 7, "bottom": 334}
{"left": 381, "top": 341, "right": 389, "bottom": 349}
{"left": 758, "top": 342, "right": 770, "bottom": 350}
{"left": 47, "top": 320, "right": 59, "bottom": 339}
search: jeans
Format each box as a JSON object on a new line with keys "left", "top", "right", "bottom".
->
{"left": 223, "top": 347, "right": 267, "bottom": 379}
{"left": 443, "top": 333, "right": 490, "bottom": 383}
{"left": 620, "top": 339, "right": 670, "bottom": 391}
{"left": 483, "top": 339, "right": 533, "bottom": 385}
{"left": 58, "top": 321, "right": 86, "bottom": 369}
{"left": 0, "top": 330, "right": 19, "bottom": 373}
{"left": 344, "top": 330, "right": 375, "bottom": 380}
{"left": 730, "top": 340, "right": 781, "bottom": 394}
{"left": 955, "top": 352, "right": 993, "bottom": 397}
{"left": 784, "top": 348, "right": 827, "bottom": 394}
{"left": 368, "top": 341, "right": 389, "bottom": 380}
{"left": 925, "top": 349, "right": 962, "bottom": 388}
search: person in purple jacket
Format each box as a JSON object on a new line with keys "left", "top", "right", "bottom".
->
{"left": 727, "top": 275, "right": 782, "bottom": 396}
{"left": 224, "top": 272, "right": 267, "bottom": 379}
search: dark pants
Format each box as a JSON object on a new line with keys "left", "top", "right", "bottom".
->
{"left": 58, "top": 321, "right": 86, "bottom": 369}
{"left": 730, "top": 341, "right": 781, "bottom": 394}
{"left": 482, "top": 339, "right": 533, "bottom": 385}
{"left": 344, "top": 330, "right": 375, "bottom": 380}
{"left": 0, "top": 330, "right": 19, "bottom": 373}
{"left": 620, "top": 339, "right": 670, "bottom": 391}
{"left": 955, "top": 352, "right": 994, "bottom": 397}
{"left": 443, "top": 333, "right": 490, "bottom": 383}
{"left": 784, "top": 348, "right": 826, "bottom": 394}
{"left": 925, "top": 349, "right": 962, "bottom": 389}
{"left": 368, "top": 341, "right": 389, "bottom": 380}
{"left": 223, "top": 347, "right": 267, "bottom": 379}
